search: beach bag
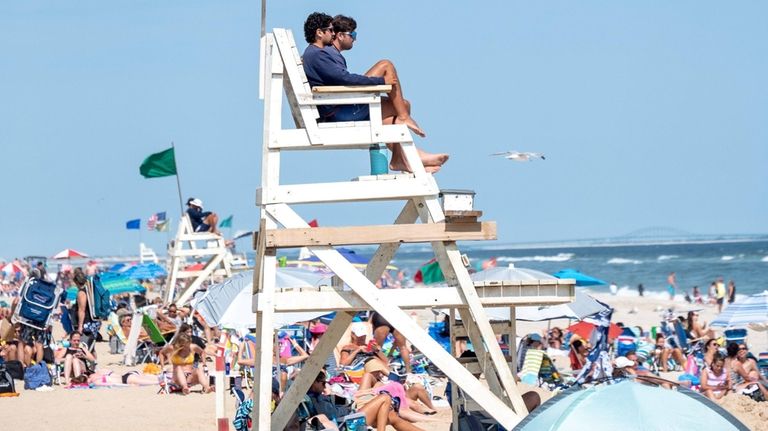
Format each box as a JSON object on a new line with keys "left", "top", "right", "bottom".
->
{"left": 89, "top": 275, "right": 111, "bottom": 320}
{"left": 0, "top": 365, "right": 15, "bottom": 394}
{"left": 457, "top": 407, "right": 485, "bottom": 431}
{"left": 4, "top": 360, "right": 24, "bottom": 380}
{"left": 23, "top": 361, "right": 51, "bottom": 390}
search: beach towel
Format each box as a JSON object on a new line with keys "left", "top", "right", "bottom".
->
{"left": 233, "top": 398, "right": 253, "bottom": 431}
{"left": 520, "top": 349, "right": 545, "bottom": 385}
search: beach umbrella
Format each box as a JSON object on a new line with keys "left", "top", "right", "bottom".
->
{"left": 122, "top": 262, "right": 167, "bottom": 280}
{"left": 66, "top": 273, "right": 145, "bottom": 300}
{"left": 1, "top": 262, "right": 23, "bottom": 275}
{"left": 471, "top": 264, "right": 554, "bottom": 283}
{"left": 710, "top": 291, "right": 768, "bottom": 328}
{"left": 512, "top": 291, "right": 609, "bottom": 322}
{"left": 52, "top": 248, "right": 88, "bottom": 259}
{"left": 514, "top": 380, "right": 748, "bottom": 431}
{"left": 193, "top": 269, "right": 332, "bottom": 330}
{"left": 567, "top": 320, "right": 622, "bottom": 340}
{"left": 553, "top": 268, "right": 607, "bottom": 286}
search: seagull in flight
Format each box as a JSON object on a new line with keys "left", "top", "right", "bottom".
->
{"left": 490, "top": 151, "right": 546, "bottom": 162}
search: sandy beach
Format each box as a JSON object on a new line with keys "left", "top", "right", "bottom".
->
{"left": 2, "top": 290, "right": 766, "bottom": 431}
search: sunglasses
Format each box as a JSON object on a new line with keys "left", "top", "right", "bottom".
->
{"left": 738, "top": 347, "right": 748, "bottom": 351}
{"left": 338, "top": 31, "right": 357, "bottom": 41}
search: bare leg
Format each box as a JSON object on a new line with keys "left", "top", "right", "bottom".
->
{"left": 205, "top": 214, "right": 219, "bottom": 234}
{"left": 660, "top": 349, "right": 670, "bottom": 372}
{"left": 365, "top": 60, "right": 425, "bottom": 137}
{"left": 194, "top": 366, "right": 212, "bottom": 392}
{"left": 406, "top": 383, "right": 436, "bottom": 411}
{"left": 63, "top": 355, "right": 73, "bottom": 385}
{"left": 381, "top": 98, "right": 448, "bottom": 173}
{"left": 72, "top": 358, "right": 84, "bottom": 378}
{"left": 373, "top": 326, "right": 391, "bottom": 352}
{"left": 671, "top": 349, "right": 685, "bottom": 368}
{"left": 359, "top": 394, "right": 391, "bottom": 430}
{"left": 393, "top": 331, "right": 411, "bottom": 374}
{"left": 174, "top": 366, "right": 190, "bottom": 394}
{"left": 387, "top": 411, "right": 425, "bottom": 431}
{"left": 127, "top": 373, "right": 164, "bottom": 386}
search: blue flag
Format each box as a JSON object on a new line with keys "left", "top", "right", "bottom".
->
{"left": 126, "top": 219, "right": 141, "bottom": 230}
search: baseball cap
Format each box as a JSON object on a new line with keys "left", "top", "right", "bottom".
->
{"left": 527, "top": 333, "right": 542, "bottom": 343}
{"left": 351, "top": 322, "right": 368, "bottom": 337}
{"left": 615, "top": 356, "right": 635, "bottom": 368}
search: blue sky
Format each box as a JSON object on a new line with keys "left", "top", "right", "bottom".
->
{"left": 1, "top": 1, "right": 766, "bottom": 258}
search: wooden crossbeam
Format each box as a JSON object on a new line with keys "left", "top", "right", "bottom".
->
{"left": 312, "top": 85, "right": 392, "bottom": 93}
{"left": 264, "top": 222, "right": 496, "bottom": 247}
{"left": 256, "top": 176, "right": 438, "bottom": 205}
{"left": 268, "top": 286, "right": 573, "bottom": 312}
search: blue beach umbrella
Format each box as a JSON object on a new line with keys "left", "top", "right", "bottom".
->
{"left": 121, "top": 262, "right": 167, "bottom": 280}
{"left": 514, "top": 380, "right": 748, "bottom": 431}
{"left": 553, "top": 268, "right": 607, "bottom": 286}
{"left": 710, "top": 290, "right": 768, "bottom": 328}
{"left": 66, "top": 272, "right": 145, "bottom": 300}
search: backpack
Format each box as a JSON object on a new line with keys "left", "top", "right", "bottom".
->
{"left": 23, "top": 361, "right": 51, "bottom": 390}
{"left": 0, "top": 365, "right": 15, "bottom": 394}
{"left": 89, "top": 275, "right": 112, "bottom": 320}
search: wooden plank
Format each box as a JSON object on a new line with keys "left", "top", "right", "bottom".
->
{"left": 264, "top": 222, "right": 496, "bottom": 247}
{"left": 270, "top": 125, "right": 412, "bottom": 150}
{"left": 445, "top": 210, "right": 483, "bottom": 218}
{"left": 257, "top": 176, "right": 439, "bottom": 205}
{"left": 269, "top": 288, "right": 572, "bottom": 312}
{"left": 312, "top": 85, "right": 392, "bottom": 93}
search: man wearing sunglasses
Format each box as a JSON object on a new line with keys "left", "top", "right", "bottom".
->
{"left": 302, "top": 12, "right": 448, "bottom": 174}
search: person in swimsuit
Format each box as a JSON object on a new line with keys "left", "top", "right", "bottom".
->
{"left": 160, "top": 333, "right": 211, "bottom": 394}
{"left": 666, "top": 272, "right": 677, "bottom": 300}
{"left": 54, "top": 331, "right": 96, "bottom": 385}
{"left": 356, "top": 359, "right": 438, "bottom": 423}
{"left": 338, "top": 322, "right": 388, "bottom": 367}
{"left": 87, "top": 369, "right": 161, "bottom": 386}
{"left": 700, "top": 354, "right": 731, "bottom": 400}
{"left": 726, "top": 343, "right": 768, "bottom": 399}
{"left": 369, "top": 312, "right": 412, "bottom": 373}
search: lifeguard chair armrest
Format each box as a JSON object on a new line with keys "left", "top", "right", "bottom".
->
{"left": 312, "top": 85, "right": 392, "bottom": 93}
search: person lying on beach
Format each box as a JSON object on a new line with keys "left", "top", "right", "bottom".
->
{"left": 356, "top": 359, "right": 439, "bottom": 423}
{"left": 546, "top": 327, "right": 564, "bottom": 350}
{"left": 700, "top": 353, "right": 731, "bottom": 400}
{"left": 302, "top": 12, "right": 448, "bottom": 174}
{"left": 55, "top": 331, "right": 96, "bottom": 385}
{"left": 159, "top": 333, "right": 212, "bottom": 395}
{"left": 726, "top": 343, "right": 768, "bottom": 399}
{"left": 186, "top": 198, "right": 219, "bottom": 234}
{"left": 310, "top": 371, "right": 425, "bottom": 431}
{"left": 87, "top": 369, "right": 162, "bottom": 387}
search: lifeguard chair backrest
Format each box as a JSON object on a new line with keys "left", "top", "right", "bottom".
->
{"left": 272, "top": 29, "right": 322, "bottom": 138}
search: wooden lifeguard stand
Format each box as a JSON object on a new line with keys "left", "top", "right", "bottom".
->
{"left": 164, "top": 215, "right": 232, "bottom": 305}
{"left": 252, "top": 28, "right": 574, "bottom": 430}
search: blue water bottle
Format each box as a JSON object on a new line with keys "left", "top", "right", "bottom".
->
{"left": 369, "top": 144, "right": 388, "bottom": 175}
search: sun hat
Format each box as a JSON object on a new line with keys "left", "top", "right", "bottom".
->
{"left": 309, "top": 323, "right": 328, "bottom": 335}
{"left": 615, "top": 356, "right": 635, "bottom": 368}
{"left": 364, "top": 359, "right": 390, "bottom": 375}
{"left": 351, "top": 322, "right": 368, "bottom": 337}
{"left": 190, "top": 198, "right": 203, "bottom": 208}
{"left": 116, "top": 309, "right": 132, "bottom": 318}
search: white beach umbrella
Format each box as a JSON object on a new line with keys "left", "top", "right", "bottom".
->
{"left": 194, "top": 269, "right": 332, "bottom": 330}
{"left": 710, "top": 291, "right": 768, "bottom": 328}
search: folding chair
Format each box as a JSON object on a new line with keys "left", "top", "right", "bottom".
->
{"left": 723, "top": 328, "right": 747, "bottom": 346}
{"left": 135, "top": 314, "right": 174, "bottom": 364}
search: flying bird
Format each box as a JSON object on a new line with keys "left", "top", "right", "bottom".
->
{"left": 490, "top": 151, "right": 546, "bottom": 162}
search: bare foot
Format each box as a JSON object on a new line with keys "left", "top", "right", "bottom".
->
{"left": 420, "top": 152, "right": 449, "bottom": 167}
{"left": 389, "top": 161, "right": 412, "bottom": 173}
{"left": 395, "top": 116, "right": 426, "bottom": 138}
{"left": 182, "top": 387, "right": 190, "bottom": 395}
{"left": 425, "top": 166, "right": 441, "bottom": 174}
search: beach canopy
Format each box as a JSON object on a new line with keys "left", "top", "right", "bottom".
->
{"left": 710, "top": 290, "right": 768, "bottom": 328}
{"left": 470, "top": 264, "right": 554, "bottom": 283}
{"left": 52, "top": 248, "right": 88, "bottom": 259}
{"left": 553, "top": 268, "right": 607, "bottom": 286}
{"left": 121, "top": 262, "right": 167, "bottom": 280}
{"left": 514, "top": 380, "right": 749, "bottom": 431}
{"left": 193, "top": 269, "right": 332, "bottom": 330}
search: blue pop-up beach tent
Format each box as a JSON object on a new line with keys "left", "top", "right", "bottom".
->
{"left": 514, "top": 380, "right": 748, "bottom": 431}
{"left": 553, "top": 268, "right": 607, "bottom": 286}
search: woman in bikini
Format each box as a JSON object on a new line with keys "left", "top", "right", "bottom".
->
{"left": 160, "top": 333, "right": 211, "bottom": 394}
{"left": 356, "top": 359, "right": 439, "bottom": 422}
{"left": 87, "top": 369, "right": 161, "bottom": 386}
{"left": 338, "top": 323, "right": 388, "bottom": 367}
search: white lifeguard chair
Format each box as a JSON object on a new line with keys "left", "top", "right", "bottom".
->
{"left": 139, "top": 242, "right": 159, "bottom": 264}
{"left": 252, "top": 28, "right": 575, "bottom": 430}
{"left": 164, "top": 215, "right": 232, "bottom": 305}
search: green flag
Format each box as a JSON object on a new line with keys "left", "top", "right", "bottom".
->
{"left": 416, "top": 260, "right": 445, "bottom": 284}
{"left": 219, "top": 215, "right": 233, "bottom": 228}
{"left": 139, "top": 147, "right": 177, "bottom": 178}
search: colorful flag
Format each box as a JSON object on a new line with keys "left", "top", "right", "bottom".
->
{"left": 139, "top": 147, "right": 177, "bottom": 178}
{"left": 147, "top": 213, "right": 158, "bottom": 231}
{"left": 148, "top": 211, "right": 167, "bottom": 231}
{"left": 414, "top": 259, "right": 445, "bottom": 285}
{"left": 155, "top": 220, "right": 169, "bottom": 232}
{"left": 308, "top": 219, "right": 319, "bottom": 228}
{"left": 219, "top": 215, "right": 233, "bottom": 228}
{"left": 126, "top": 219, "right": 140, "bottom": 230}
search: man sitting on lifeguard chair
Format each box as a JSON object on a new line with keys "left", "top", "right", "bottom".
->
{"left": 186, "top": 198, "right": 219, "bottom": 235}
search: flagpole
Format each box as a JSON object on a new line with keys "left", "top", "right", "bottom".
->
{"left": 172, "top": 141, "right": 184, "bottom": 215}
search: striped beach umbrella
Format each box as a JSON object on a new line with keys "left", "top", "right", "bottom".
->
{"left": 710, "top": 291, "right": 768, "bottom": 328}
{"left": 52, "top": 248, "right": 88, "bottom": 259}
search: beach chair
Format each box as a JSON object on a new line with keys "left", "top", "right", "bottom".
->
{"left": 12, "top": 278, "right": 62, "bottom": 330}
{"left": 59, "top": 305, "right": 74, "bottom": 335}
{"left": 723, "top": 328, "right": 747, "bottom": 346}
{"left": 616, "top": 327, "right": 638, "bottom": 357}
{"left": 135, "top": 314, "right": 173, "bottom": 364}
{"left": 757, "top": 352, "right": 768, "bottom": 379}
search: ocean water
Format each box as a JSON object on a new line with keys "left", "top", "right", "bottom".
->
{"left": 384, "top": 240, "right": 768, "bottom": 298}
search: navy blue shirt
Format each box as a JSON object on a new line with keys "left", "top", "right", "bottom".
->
{"left": 186, "top": 207, "right": 211, "bottom": 231}
{"left": 302, "top": 45, "right": 384, "bottom": 118}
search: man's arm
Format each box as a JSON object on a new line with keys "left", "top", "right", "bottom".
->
{"left": 307, "top": 48, "right": 384, "bottom": 87}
